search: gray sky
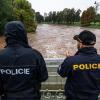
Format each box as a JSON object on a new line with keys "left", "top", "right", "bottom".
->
{"left": 28, "top": 0, "right": 100, "bottom": 15}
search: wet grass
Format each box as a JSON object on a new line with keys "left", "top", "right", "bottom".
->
{"left": 43, "top": 22, "right": 100, "bottom": 29}
{"left": 88, "top": 23, "right": 100, "bottom": 29}
{"left": 74, "top": 22, "right": 100, "bottom": 29}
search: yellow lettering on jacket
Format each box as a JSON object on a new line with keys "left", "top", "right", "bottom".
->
{"left": 73, "top": 64, "right": 100, "bottom": 70}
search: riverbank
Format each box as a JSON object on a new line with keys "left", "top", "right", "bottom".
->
{"left": 43, "top": 22, "right": 100, "bottom": 29}
{"left": 88, "top": 22, "right": 100, "bottom": 29}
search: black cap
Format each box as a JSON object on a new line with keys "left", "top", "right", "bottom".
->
{"left": 73, "top": 30, "right": 96, "bottom": 45}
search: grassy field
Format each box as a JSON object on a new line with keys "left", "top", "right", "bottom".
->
{"left": 44, "top": 22, "right": 100, "bottom": 29}
{"left": 88, "top": 22, "right": 100, "bottom": 29}
{"left": 74, "top": 22, "right": 100, "bottom": 29}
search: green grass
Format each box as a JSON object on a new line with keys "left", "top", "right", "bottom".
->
{"left": 88, "top": 25, "right": 100, "bottom": 29}
{"left": 74, "top": 22, "right": 100, "bottom": 29}
{"left": 88, "top": 22, "right": 100, "bottom": 29}
{"left": 73, "top": 22, "right": 81, "bottom": 26}
{"left": 42, "top": 22, "right": 100, "bottom": 29}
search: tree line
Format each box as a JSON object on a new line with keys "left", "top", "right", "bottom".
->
{"left": 0, "top": 0, "right": 37, "bottom": 35}
{"left": 0, "top": 0, "right": 100, "bottom": 35}
{"left": 36, "top": 8, "right": 81, "bottom": 24}
{"left": 36, "top": 7, "right": 100, "bottom": 26}
{"left": 45, "top": 8, "right": 81, "bottom": 24}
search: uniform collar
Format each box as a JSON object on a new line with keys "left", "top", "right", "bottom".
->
{"left": 75, "top": 47, "right": 97, "bottom": 55}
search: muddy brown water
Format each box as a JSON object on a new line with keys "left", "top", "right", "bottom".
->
{"left": 0, "top": 24, "right": 100, "bottom": 58}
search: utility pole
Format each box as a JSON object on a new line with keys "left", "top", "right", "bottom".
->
{"left": 94, "top": 1, "right": 100, "bottom": 24}
{"left": 94, "top": 1, "right": 100, "bottom": 14}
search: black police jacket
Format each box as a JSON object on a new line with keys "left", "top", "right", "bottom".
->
{"left": 0, "top": 21, "right": 48, "bottom": 100}
{"left": 58, "top": 47, "right": 100, "bottom": 100}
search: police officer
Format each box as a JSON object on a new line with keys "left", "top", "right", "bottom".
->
{"left": 0, "top": 21, "right": 48, "bottom": 100}
{"left": 58, "top": 30, "right": 100, "bottom": 100}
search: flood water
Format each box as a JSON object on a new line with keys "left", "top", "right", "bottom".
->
{"left": 0, "top": 24, "right": 100, "bottom": 58}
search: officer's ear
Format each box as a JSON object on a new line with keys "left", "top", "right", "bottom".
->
{"left": 77, "top": 41, "right": 83, "bottom": 49}
{"left": 80, "top": 42, "right": 84, "bottom": 48}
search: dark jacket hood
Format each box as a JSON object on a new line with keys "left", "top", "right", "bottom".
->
{"left": 4, "top": 21, "right": 30, "bottom": 48}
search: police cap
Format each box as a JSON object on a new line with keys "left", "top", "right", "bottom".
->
{"left": 73, "top": 30, "right": 96, "bottom": 45}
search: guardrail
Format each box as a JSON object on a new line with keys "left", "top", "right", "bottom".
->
{"left": 42, "top": 58, "right": 65, "bottom": 90}
{"left": 41, "top": 58, "right": 66, "bottom": 100}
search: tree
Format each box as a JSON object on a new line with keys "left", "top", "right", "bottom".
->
{"left": 13, "top": 0, "right": 37, "bottom": 32}
{"left": 69, "top": 8, "right": 75, "bottom": 24}
{"left": 81, "top": 6, "right": 96, "bottom": 26}
{"left": 87, "top": 7, "right": 95, "bottom": 23}
{"left": 63, "top": 8, "right": 76, "bottom": 24}
{"left": 36, "top": 12, "right": 44, "bottom": 23}
{"left": 0, "top": 0, "right": 12, "bottom": 35}
{"left": 56, "top": 11, "right": 63, "bottom": 24}
{"left": 44, "top": 8, "right": 81, "bottom": 25}
{"left": 81, "top": 10, "right": 89, "bottom": 26}
{"left": 52, "top": 11, "right": 57, "bottom": 23}
{"left": 75, "top": 9, "right": 81, "bottom": 22}
{"left": 48, "top": 12, "right": 53, "bottom": 22}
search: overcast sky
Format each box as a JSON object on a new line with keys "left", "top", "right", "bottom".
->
{"left": 28, "top": 0, "right": 100, "bottom": 15}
